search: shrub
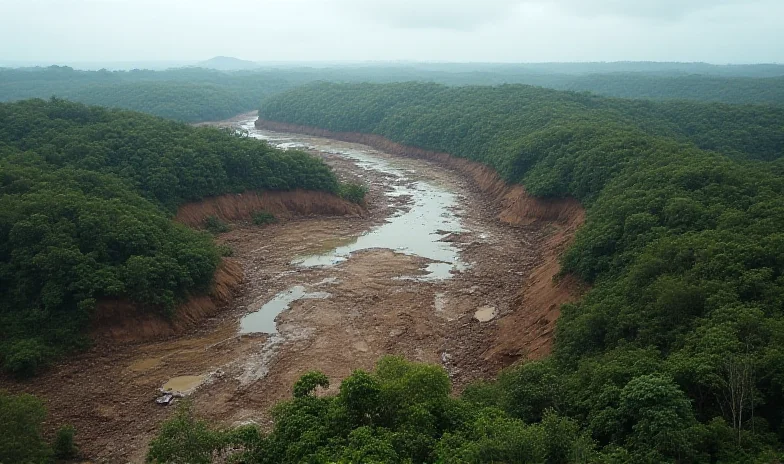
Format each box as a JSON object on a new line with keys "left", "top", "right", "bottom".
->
{"left": 252, "top": 210, "right": 276, "bottom": 226}
{"left": 53, "top": 425, "right": 78, "bottom": 460}
{"left": 3, "top": 339, "right": 50, "bottom": 377}
{"left": 339, "top": 182, "right": 368, "bottom": 205}
{"left": 146, "top": 401, "right": 226, "bottom": 464}
{"left": 203, "top": 216, "right": 230, "bottom": 234}
{"left": 0, "top": 391, "right": 52, "bottom": 464}
{"left": 216, "top": 244, "right": 234, "bottom": 257}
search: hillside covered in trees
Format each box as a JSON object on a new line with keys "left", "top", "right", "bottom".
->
{"left": 0, "top": 98, "right": 349, "bottom": 376}
{"left": 0, "top": 67, "right": 294, "bottom": 122}
{"left": 261, "top": 82, "right": 784, "bottom": 162}
{"left": 248, "top": 83, "right": 784, "bottom": 461}
{"left": 2, "top": 63, "right": 783, "bottom": 125}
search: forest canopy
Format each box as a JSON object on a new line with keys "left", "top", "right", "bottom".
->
{"left": 253, "top": 82, "right": 784, "bottom": 461}
{"left": 0, "top": 98, "right": 344, "bottom": 376}
{"left": 2, "top": 64, "right": 783, "bottom": 125}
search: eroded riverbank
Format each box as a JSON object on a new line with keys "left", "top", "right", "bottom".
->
{"left": 3, "top": 114, "right": 562, "bottom": 463}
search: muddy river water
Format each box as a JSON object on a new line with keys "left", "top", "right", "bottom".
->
{"left": 236, "top": 117, "right": 469, "bottom": 336}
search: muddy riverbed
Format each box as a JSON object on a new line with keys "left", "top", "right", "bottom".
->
{"left": 3, "top": 114, "right": 552, "bottom": 463}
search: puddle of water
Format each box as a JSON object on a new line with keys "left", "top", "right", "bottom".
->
{"left": 300, "top": 236, "right": 361, "bottom": 257}
{"left": 294, "top": 182, "right": 465, "bottom": 279}
{"left": 163, "top": 375, "right": 206, "bottom": 393}
{"left": 240, "top": 286, "right": 331, "bottom": 334}
{"left": 240, "top": 118, "right": 467, "bottom": 280}
{"left": 474, "top": 306, "right": 497, "bottom": 322}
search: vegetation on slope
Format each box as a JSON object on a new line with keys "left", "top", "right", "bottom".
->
{"left": 0, "top": 98, "right": 349, "bottom": 376}
{"left": 260, "top": 82, "right": 784, "bottom": 162}
{"left": 552, "top": 73, "right": 784, "bottom": 105}
{"left": 247, "top": 82, "right": 784, "bottom": 461}
{"left": 0, "top": 67, "right": 293, "bottom": 122}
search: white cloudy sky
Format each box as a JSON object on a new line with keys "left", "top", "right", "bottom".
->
{"left": 0, "top": 0, "right": 782, "bottom": 63}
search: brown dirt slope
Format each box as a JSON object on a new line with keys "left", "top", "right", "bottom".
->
{"left": 175, "top": 190, "right": 364, "bottom": 227}
{"left": 255, "top": 118, "right": 587, "bottom": 361}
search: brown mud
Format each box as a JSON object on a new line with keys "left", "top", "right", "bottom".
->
{"left": 1, "top": 114, "right": 585, "bottom": 463}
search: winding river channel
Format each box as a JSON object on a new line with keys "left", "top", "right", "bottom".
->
{"left": 236, "top": 117, "right": 469, "bottom": 335}
{"left": 13, "top": 114, "right": 546, "bottom": 463}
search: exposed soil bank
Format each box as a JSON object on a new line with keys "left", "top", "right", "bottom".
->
{"left": 175, "top": 189, "right": 364, "bottom": 227}
{"left": 92, "top": 259, "right": 244, "bottom": 343}
{"left": 255, "top": 117, "right": 586, "bottom": 361}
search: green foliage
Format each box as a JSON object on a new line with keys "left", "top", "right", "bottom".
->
{"left": 0, "top": 98, "right": 344, "bottom": 375}
{"left": 615, "top": 374, "right": 697, "bottom": 460}
{"left": 293, "top": 371, "right": 330, "bottom": 398}
{"left": 2, "top": 65, "right": 783, "bottom": 125}
{"left": 261, "top": 82, "right": 784, "bottom": 163}
{"left": 338, "top": 182, "right": 368, "bottom": 205}
{"left": 203, "top": 216, "right": 230, "bottom": 234}
{"left": 436, "top": 411, "right": 547, "bottom": 464}
{"left": 2, "top": 339, "right": 52, "bottom": 378}
{"left": 53, "top": 425, "right": 78, "bottom": 460}
{"left": 0, "top": 66, "right": 291, "bottom": 122}
{"left": 146, "top": 358, "right": 595, "bottom": 463}
{"left": 216, "top": 244, "right": 234, "bottom": 257}
{"left": 146, "top": 401, "right": 226, "bottom": 464}
{"left": 554, "top": 73, "right": 784, "bottom": 105}
{"left": 257, "top": 82, "right": 784, "bottom": 460}
{"left": 0, "top": 391, "right": 53, "bottom": 464}
{"left": 252, "top": 210, "right": 277, "bottom": 226}
{"left": 225, "top": 357, "right": 464, "bottom": 463}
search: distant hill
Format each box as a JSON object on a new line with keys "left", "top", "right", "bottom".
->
{"left": 196, "top": 56, "right": 260, "bottom": 71}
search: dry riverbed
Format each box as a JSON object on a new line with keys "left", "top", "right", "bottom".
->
{"left": 3, "top": 114, "right": 552, "bottom": 462}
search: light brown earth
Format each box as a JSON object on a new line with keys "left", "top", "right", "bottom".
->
{"left": 1, "top": 114, "right": 584, "bottom": 463}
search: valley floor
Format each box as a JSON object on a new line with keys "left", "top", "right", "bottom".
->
{"left": 2, "top": 116, "right": 561, "bottom": 462}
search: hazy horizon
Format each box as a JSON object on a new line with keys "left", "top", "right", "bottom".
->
{"left": 1, "top": 0, "right": 783, "bottom": 65}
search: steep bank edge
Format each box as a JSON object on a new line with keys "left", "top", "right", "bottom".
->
{"left": 255, "top": 118, "right": 587, "bottom": 362}
{"left": 175, "top": 189, "right": 364, "bottom": 227}
{"left": 92, "top": 258, "right": 244, "bottom": 343}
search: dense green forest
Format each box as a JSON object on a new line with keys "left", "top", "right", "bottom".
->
{"left": 420, "top": 62, "right": 784, "bottom": 77}
{"left": 2, "top": 64, "right": 783, "bottom": 124}
{"left": 0, "top": 98, "right": 347, "bottom": 376}
{"left": 243, "top": 82, "right": 784, "bottom": 461}
{"left": 0, "top": 67, "right": 294, "bottom": 122}
{"left": 550, "top": 74, "right": 784, "bottom": 105}
{"left": 260, "top": 82, "right": 784, "bottom": 162}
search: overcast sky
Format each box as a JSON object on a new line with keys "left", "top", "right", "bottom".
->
{"left": 1, "top": 0, "right": 782, "bottom": 64}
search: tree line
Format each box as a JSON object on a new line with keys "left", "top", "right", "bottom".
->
{"left": 2, "top": 64, "right": 783, "bottom": 126}
{"left": 246, "top": 82, "right": 784, "bottom": 461}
